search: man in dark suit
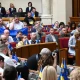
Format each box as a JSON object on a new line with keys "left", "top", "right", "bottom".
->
{"left": 31, "top": 7, "right": 39, "bottom": 17}
{"left": 45, "top": 28, "right": 58, "bottom": 44}
{"left": 26, "top": 2, "right": 34, "bottom": 13}
{"left": 0, "top": 3, "right": 6, "bottom": 17}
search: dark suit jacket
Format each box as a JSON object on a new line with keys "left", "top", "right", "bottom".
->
{"left": 34, "top": 11, "right": 39, "bottom": 17}
{"left": 26, "top": 7, "right": 34, "bottom": 13}
{"left": 45, "top": 34, "right": 58, "bottom": 43}
{"left": 9, "top": 8, "right": 16, "bottom": 14}
{"left": 27, "top": 54, "right": 41, "bottom": 70}
{"left": 24, "top": 16, "right": 35, "bottom": 26}
{"left": 0, "top": 7, "right": 6, "bottom": 17}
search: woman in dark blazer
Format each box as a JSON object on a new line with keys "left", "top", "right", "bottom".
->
{"left": 26, "top": 2, "right": 34, "bottom": 14}
{"left": 9, "top": 3, "right": 16, "bottom": 14}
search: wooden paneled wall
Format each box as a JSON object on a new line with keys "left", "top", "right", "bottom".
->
{"left": 72, "top": 0, "right": 80, "bottom": 17}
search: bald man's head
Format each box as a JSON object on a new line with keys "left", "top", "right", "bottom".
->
{"left": 1, "top": 35, "right": 7, "bottom": 43}
{"left": 4, "top": 30, "right": 10, "bottom": 37}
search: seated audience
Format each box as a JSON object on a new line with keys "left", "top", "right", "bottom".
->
{"left": 26, "top": 2, "right": 34, "bottom": 13}
{"left": 0, "top": 18, "right": 6, "bottom": 29}
{"left": 58, "top": 22, "right": 65, "bottom": 31}
{"left": 45, "top": 28, "right": 58, "bottom": 44}
{"left": 0, "top": 3, "right": 6, "bottom": 17}
{"left": 36, "top": 28, "right": 45, "bottom": 40}
{"left": 17, "top": 8, "right": 25, "bottom": 17}
{"left": 32, "top": 21, "right": 42, "bottom": 32}
{"left": 71, "top": 24, "right": 80, "bottom": 35}
{"left": 31, "top": 7, "right": 39, "bottom": 17}
{"left": 9, "top": 16, "right": 24, "bottom": 30}
{"left": 59, "top": 27, "right": 70, "bottom": 37}
{"left": 1, "top": 35, "right": 8, "bottom": 44}
{"left": 14, "top": 31, "right": 23, "bottom": 43}
{"left": 68, "top": 32, "right": 80, "bottom": 56}
{"left": 23, "top": 22, "right": 28, "bottom": 28}
{"left": 53, "top": 21, "right": 59, "bottom": 31}
{"left": 70, "top": 67, "right": 80, "bottom": 80}
{"left": 27, "top": 32, "right": 40, "bottom": 44}
{"left": 69, "top": 21, "right": 76, "bottom": 32}
{"left": 18, "top": 8, "right": 23, "bottom": 12}
{"left": 41, "top": 66, "right": 57, "bottom": 80}
{"left": 24, "top": 12, "right": 35, "bottom": 26}
{"left": 16, "top": 35, "right": 28, "bottom": 47}
{"left": 9, "top": 3, "right": 16, "bottom": 15}
{"left": 0, "top": 43, "right": 29, "bottom": 80}
{"left": 0, "top": 56, "right": 4, "bottom": 75}
{"left": 4, "top": 9, "right": 13, "bottom": 17}
{"left": 65, "top": 25, "right": 71, "bottom": 33}
{"left": 0, "top": 43, "right": 17, "bottom": 67}
{"left": 4, "top": 29, "right": 14, "bottom": 43}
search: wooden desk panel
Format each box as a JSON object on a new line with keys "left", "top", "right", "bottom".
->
{"left": 39, "top": 42, "right": 57, "bottom": 52}
{"left": 12, "top": 47, "right": 22, "bottom": 57}
{"left": 2, "top": 17, "right": 41, "bottom": 21}
{"left": 21, "top": 45, "right": 29, "bottom": 58}
{"left": 75, "top": 40, "right": 80, "bottom": 66}
{"left": 28, "top": 44, "right": 40, "bottom": 57}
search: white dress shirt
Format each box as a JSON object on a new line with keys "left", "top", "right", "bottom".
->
{"left": 51, "top": 35, "right": 56, "bottom": 42}
{"left": 29, "top": 7, "right": 31, "bottom": 11}
{"left": 9, "top": 21, "right": 24, "bottom": 30}
{"left": 0, "top": 53, "right": 17, "bottom": 68}
{"left": 8, "top": 36, "right": 14, "bottom": 43}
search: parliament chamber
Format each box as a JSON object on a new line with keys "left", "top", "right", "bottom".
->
{"left": 0, "top": 0, "right": 80, "bottom": 80}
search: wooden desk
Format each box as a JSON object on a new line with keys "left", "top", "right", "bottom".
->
{"left": 28, "top": 44, "right": 40, "bottom": 57}
{"left": 21, "top": 45, "right": 29, "bottom": 58}
{"left": 70, "top": 17, "right": 80, "bottom": 26}
{"left": 12, "top": 42, "right": 57, "bottom": 58}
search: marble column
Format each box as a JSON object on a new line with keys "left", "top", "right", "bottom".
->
{"left": 52, "top": 0, "right": 72, "bottom": 24}
{"left": 41, "top": 0, "right": 52, "bottom": 25}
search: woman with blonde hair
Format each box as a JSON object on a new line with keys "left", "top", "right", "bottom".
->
{"left": 70, "top": 67, "right": 80, "bottom": 80}
{"left": 41, "top": 66, "right": 57, "bottom": 80}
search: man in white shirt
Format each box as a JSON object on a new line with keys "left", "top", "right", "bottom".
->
{"left": 4, "top": 29, "right": 14, "bottom": 43}
{"left": 0, "top": 44, "right": 17, "bottom": 68}
{"left": 9, "top": 17, "right": 24, "bottom": 30}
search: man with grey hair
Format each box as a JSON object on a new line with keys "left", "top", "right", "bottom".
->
{"left": 4, "top": 29, "right": 14, "bottom": 43}
{"left": 0, "top": 43, "right": 17, "bottom": 68}
{"left": 27, "top": 48, "right": 52, "bottom": 70}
